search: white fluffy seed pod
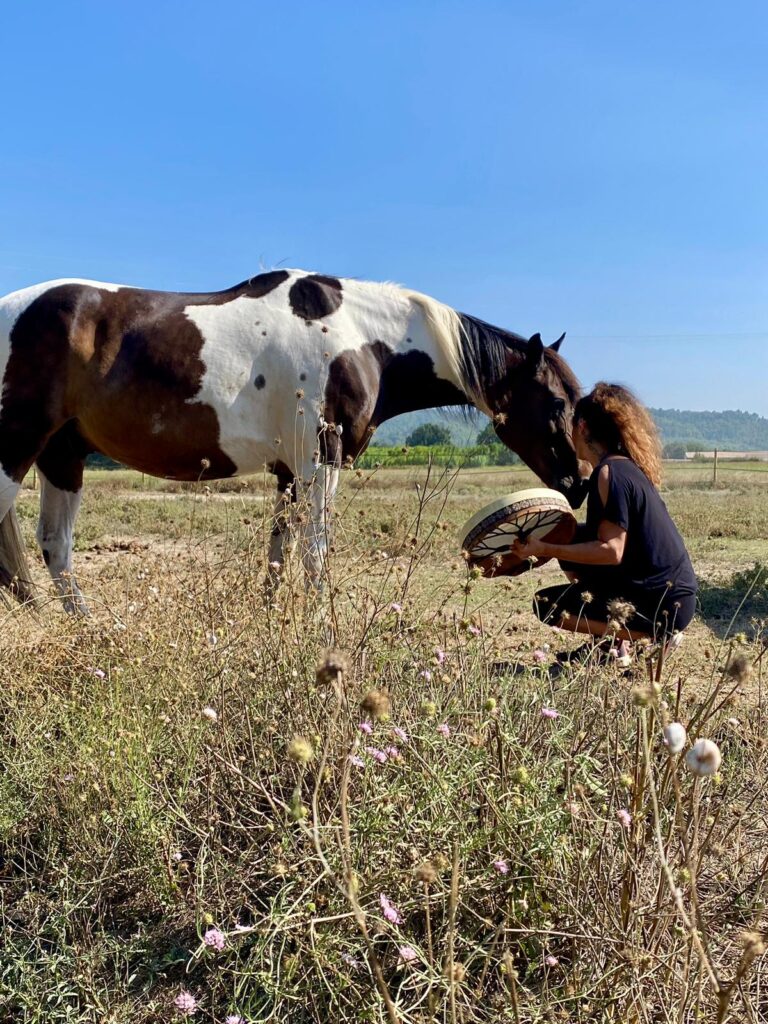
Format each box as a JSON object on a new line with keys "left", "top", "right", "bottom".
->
{"left": 663, "top": 722, "right": 687, "bottom": 754}
{"left": 685, "top": 738, "right": 722, "bottom": 777}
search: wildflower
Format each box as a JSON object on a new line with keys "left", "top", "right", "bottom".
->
{"left": 268, "top": 561, "right": 281, "bottom": 571}
{"left": 90, "top": 667, "right": 106, "bottom": 679}
{"left": 201, "top": 706, "right": 218, "bottom": 723}
{"left": 419, "top": 669, "right": 432, "bottom": 681}
{"left": 392, "top": 726, "right": 408, "bottom": 743}
{"left": 437, "top": 722, "right": 451, "bottom": 738}
{"left": 468, "top": 624, "right": 481, "bottom": 636}
{"left": 484, "top": 697, "right": 497, "bottom": 713}
{"left": 580, "top": 591, "right": 594, "bottom": 604}
{"left": 349, "top": 754, "right": 365, "bottom": 768}
{"left": 685, "top": 738, "right": 722, "bottom": 777}
{"left": 663, "top": 722, "right": 687, "bottom": 754}
{"left": 174, "top": 990, "right": 198, "bottom": 1016}
{"left": 541, "top": 707, "right": 559, "bottom": 720}
{"left": 511, "top": 765, "right": 530, "bottom": 786}
{"left": 390, "top": 602, "right": 403, "bottom": 613}
{"left": 545, "top": 954, "right": 559, "bottom": 967}
{"left": 617, "top": 809, "right": 632, "bottom": 829}
{"left": 203, "top": 927, "right": 226, "bottom": 951}
{"left": 386, "top": 745, "right": 401, "bottom": 759}
{"left": 421, "top": 700, "right": 437, "bottom": 718}
{"left": 287, "top": 736, "right": 314, "bottom": 765}
{"left": 316, "top": 648, "right": 351, "bottom": 686}
{"left": 435, "top": 648, "right": 446, "bottom": 665}
{"left": 668, "top": 631, "right": 683, "bottom": 651}
{"left": 726, "top": 654, "right": 751, "bottom": 683}
{"left": 380, "top": 894, "right": 402, "bottom": 924}
{"left": 398, "top": 944, "right": 418, "bottom": 964}
{"left": 206, "top": 631, "right": 218, "bottom": 646}
{"left": 358, "top": 721, "right": 373, "bottom": 735}
{"left": 226, "top": 1016, "right": 245, "bottom": 1024}
{"left": 366, "top": 746, "right": 388, "bottom": 764}
{"left": 493, "top": 859, "right": 509, "bottom": 874}
{"left": 361, "top": 688, "right": 391, "bottom": 721}
{"left": 532, "top": 649, "right": 548, "bottom": 664}
{"left": 341, "top": 951, "right": 363, "bottom": 969}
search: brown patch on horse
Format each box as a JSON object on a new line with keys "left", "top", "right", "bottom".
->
{"left": 288, "top": 275, "right": 343, "bottom": 321}
{"left": 322, "top": 342, "right": 466, "bottom": 463}
{"left": 1, "top": 278, "right": 298, "bottom": 482}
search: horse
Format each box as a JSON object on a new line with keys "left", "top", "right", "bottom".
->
{"left": 0, "top": 269, "right": 582, "bottom": 612}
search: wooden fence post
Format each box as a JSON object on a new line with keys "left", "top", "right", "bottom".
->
{"left": 713, "top": 449, "right": 718, "bottom": 487}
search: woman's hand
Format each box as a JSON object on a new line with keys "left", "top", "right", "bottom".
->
{"left": 510, "top": 536, "right": 548, "bottom": 561}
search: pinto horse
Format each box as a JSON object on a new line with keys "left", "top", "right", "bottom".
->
{"left": 0, "top": 270, "right": 582, "bottom": 611}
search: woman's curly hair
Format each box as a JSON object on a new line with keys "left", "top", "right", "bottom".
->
{"left": 574, "top": 383, "right": 663, "bottom": 486}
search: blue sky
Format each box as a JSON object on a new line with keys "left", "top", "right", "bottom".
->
{"left": 1, "top": 1, "right": 766, "bottom": 413}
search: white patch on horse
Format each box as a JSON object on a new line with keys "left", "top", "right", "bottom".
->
{"left": 183, "top": 271, "right": 468, "bottom": 478}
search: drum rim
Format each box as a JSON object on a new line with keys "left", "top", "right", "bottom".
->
{"left": 459, "top": 487, "right": 573, "bottom": 550}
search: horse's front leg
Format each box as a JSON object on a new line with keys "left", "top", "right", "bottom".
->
{"left": 297, "top": 464, "right": 339, "bottom": 590}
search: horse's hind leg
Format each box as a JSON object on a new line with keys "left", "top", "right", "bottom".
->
{"left": 35, "top": 425, "right": 90, "bottom": 614}
{"left": 298, "top": 463, "right": 340, "bottom": 589}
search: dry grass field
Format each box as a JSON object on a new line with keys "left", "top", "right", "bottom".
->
{"left": 1, "top": 461, "right": 767, "bottom": 1023}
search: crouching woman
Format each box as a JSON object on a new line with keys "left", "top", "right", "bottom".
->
{"left": 511, "top": 383, "right": 697, "bottom": 657}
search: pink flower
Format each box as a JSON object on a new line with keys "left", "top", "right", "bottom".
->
{"left": 390, "top": 602, "right": 403, "bottom": 614}
{"left": 380, "top": 893, "right": 402, "bottom": 924}
{"left": 541, "top": 707, "right": 559, "bottom": 719}
{"left": 203, "top": 927, "right": 226, "bottom": 950}
{"left": 386, "top": 745, "right": 401, "bottom": 759}
{"left": 90, "top": 667, "right": 106, "bottom": 679}
{"left": 493, "top": 859, "right": 509, "bottom": 875}
{"left": 545, "top": 954, "right": 559, "bottom": 967}
{"left": 532, "top": 649, "right": 548, "bottom": 663}
{"left": 392, "top": 726, "right": 408, "bottom": 743}
{"left": 226, "top": 1016, "right": 245, "bottom": 1024}
{"left": 436, "top": 722, "right": 450, "bottom": 738}
{"left": 398, "top": 944, "right": 418, "bottom": 964}
{"left": 366, "top": 746, "right": 388, "bottom": 764}
{"left": 358, "top": 721, "right": 373, "bottom": 735}
{"left": 468, "top": 624, "right": 481, "bottom": 636}
{"left": 174, "top": 990, "right": 198, "bottom": 1016}
{"left": 435, "top": 649, "right": 446, "bottom": 665}
{"left": 419, "top": 669, "right": 432, "bottom": 681}
{"left": 617, "top": 808, "right": 632, "bottom": 829}
{"left": 349, "top": 754, "right": 365, "bottom": 768}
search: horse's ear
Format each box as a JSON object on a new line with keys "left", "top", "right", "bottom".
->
{"left": 526, "top": 333, "right": 544, "bottom": 371}
{"left": 549, "top": 332, "right": 566, "bottom": 353}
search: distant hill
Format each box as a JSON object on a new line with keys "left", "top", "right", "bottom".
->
{"left": 372, "top": 408, "right": 768, "bottom": 451}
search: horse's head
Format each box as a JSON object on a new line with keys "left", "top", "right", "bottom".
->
{"left": 485, "top": 333, "right": 585, "bottom": 506}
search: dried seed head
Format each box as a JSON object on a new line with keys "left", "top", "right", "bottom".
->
{"left": 741, "top": 930, "right": 766, "bottom": 958}
{"left": 287, "top": 736, "right": 314, "bottom": 765}
{"left": 360, "top": 689, "right": 391, "bottom": 721}
{"left": 316, "top": 648, "right": 351, "bottom": 686}
{"left": 607, "top": 598, "right": 636, "bottom": 625}
{"left": 580, "top": 591, "right": 594, "bottom": 604}
{"left": 414, "top": 861, "right": 438, "bottom": 885}
{"left": 663, "top": 722, "right": 687, "bottom": 754}
{"left": 726, "top": 653, "right": 751, "bottom": 683}
{"left": 444, "top": 962, "right": 467, "bottom": 983}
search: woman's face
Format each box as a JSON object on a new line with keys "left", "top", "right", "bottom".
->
{"left": 573, "top": 418, "right": 591, "bottom": 462}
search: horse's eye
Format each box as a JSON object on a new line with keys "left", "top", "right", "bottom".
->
{"left": 551, "top": 398, "right": 566, "bottom": 423}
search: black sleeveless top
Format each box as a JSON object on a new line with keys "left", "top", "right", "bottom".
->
{"left": 582, "top": 456, "right": 697, "bottom": 602}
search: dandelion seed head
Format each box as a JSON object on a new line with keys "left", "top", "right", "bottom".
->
{"left": 201, "top": 706, "right": 218, "bottom": 723}
{"left": 685, "top": 738, "right": 722, "bottom": 777}
{"left": 663, "top": 722, "right": 687, "bottom": 754}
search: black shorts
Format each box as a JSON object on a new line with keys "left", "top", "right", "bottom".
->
{"left": 533, "top": 582, "right": 696, "bottom": 638}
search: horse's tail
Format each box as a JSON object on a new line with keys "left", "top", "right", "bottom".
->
{"left": 0, "top": 507, "right": 35, "bottom": 606}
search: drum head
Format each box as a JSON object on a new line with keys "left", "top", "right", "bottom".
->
{"left": 459, "top": 488, "right": 577, "bottom": 578}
